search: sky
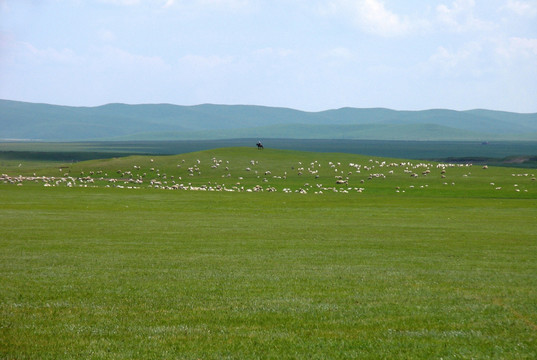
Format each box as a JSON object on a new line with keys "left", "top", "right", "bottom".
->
{"left": 1, "top": 0, "right": 536, "bottom": 112}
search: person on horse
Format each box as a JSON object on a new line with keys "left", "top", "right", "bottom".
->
{"left": 256, "top": 141, "right": 264, "bottom": 150}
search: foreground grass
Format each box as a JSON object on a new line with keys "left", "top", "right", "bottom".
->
{"left": 1, "top": 186, "right": 536, "bottom": 359}
{"left": 1, "top": 148, "right": 537, "bottom": 359}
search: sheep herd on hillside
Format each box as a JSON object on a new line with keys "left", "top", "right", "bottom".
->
{"left": 2, "top": 156, "right": 535, "bottom": 195}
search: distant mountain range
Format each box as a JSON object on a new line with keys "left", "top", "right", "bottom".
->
{"left": 1, "top": 99, "right": 536, "bottom": 141}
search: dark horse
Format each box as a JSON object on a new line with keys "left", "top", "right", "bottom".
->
{"left": 256, "top": 141, "right": 264, "bottom": 150}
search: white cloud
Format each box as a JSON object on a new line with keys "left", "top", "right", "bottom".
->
{"left": 497, "top": 37, "right": 537, "bottom": 58}
{"left": 178, "top": 54, "right": 233, "bottom": 68}
{"left": 253, "top": 47, "right": 295, "bottom": 58}
{"left": 430, "top": 45, "right": 471, "bottom": 68}
{"left": 195, "top": 0, "right": 249, "bottom": 7}
{"left": 95, "top": 0, "right": 250, "bottom": 9}
{"left": 20, "top": 42, "right": 81, "bottom": 64}
{"left": 162, "top": 0, "right": 175, "bottom": 8}
{"left": 436, "top": 0, "right": 493, "bottom": 32}
{"left": 359, "top": 0, "right": 411, "bottom": 36}
{"left": 509, "top": 37, "right": 537, "bottom": 56}
{"left": 98, "top": 29, "right": 116, "bottom": 42}
{"left": 427, "top": 42, "right": 484, "bottom": 76}
{"left": 323, "top": 47, "right": 353, "bottom": 60}
{"left": 97, "top": 0, "right": 141, "bottom": 5}
{"left": 319, "top": 0, "right": 413, "bottom": 37}
{"left": 161, "top": 0, "right": 250, "bottom": 10}
{"left": 501, "top": 0, "right": 537, "bottom": 17}
{"left": 99, "top": 46, "right": 167, "bottom": 69}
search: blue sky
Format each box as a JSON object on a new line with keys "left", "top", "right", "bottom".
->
{"left": 1, "top": 0, "right": 536, "bottom": 112}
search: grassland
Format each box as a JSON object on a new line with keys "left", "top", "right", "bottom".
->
{"left": 1, "top": 147, "right": 537, "bottom": 359}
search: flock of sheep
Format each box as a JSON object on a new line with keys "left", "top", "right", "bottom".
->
{"left": 2, "top": 155, "right": 535, "bottom": 195}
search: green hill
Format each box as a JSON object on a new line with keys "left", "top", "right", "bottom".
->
{"left": 1, "top": 99, "right": 536, "bottom": 141}
{"left": 5, "top": 146, "right": 537, "bottom": 199}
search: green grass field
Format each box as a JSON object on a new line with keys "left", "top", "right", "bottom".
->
{"left": 1, "top": 147, "right": 537, "bottom": 359}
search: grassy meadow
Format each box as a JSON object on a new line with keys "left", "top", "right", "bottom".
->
{"left": 1, "top": 147, "right": 537, "bottom": 359}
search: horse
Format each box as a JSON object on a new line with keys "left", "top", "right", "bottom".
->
{"left": 256, "top": 141, "right": 264, "bottom": 150}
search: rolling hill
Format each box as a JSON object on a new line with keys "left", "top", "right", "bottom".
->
{"left": 1, "top": 99, "right": 536, "bottom": 141}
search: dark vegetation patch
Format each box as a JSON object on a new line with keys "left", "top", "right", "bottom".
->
{"left": 0, "top": 150, "right": 136, "bottom": 163}
{"left": 2, "top": 139, "right": 536, "bottom": 167}
{"left": 438, "top": 156, "right": 537, "bottom": 168}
